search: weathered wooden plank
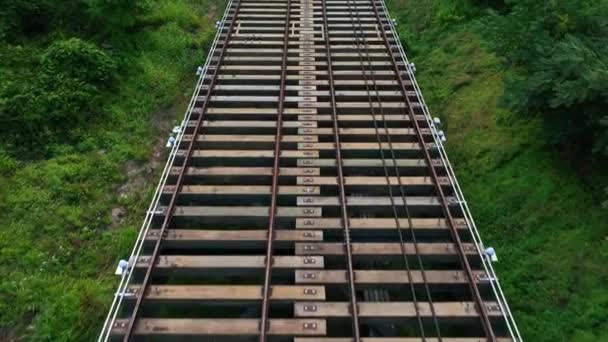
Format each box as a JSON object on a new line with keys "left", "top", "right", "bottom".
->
{"left": 177, "top": 150, "right": 320, "bottom": 159}
{"left": 202, "top": 95, "right": 406, "bottom": 103}
{"left": 164, "top": 185, "right": 320, "bottom": 196}
{"left": 294, "top": 176, "right": 448, "bottom": 186}
{"left": 174, "top": 166, "right": 320, "bottom": 177}
{"left": 146, "top": 229, "right": 323, "bottom": 242}
{"left": 181, "top": 134, "right": 318, "bottom": 143}
{"left": 296, "top": 158, "right": 434, "bottom": 168}
{"left": 164, "top": 206, "right": 322, "bottom": 218}
{"left": 294, "top": 270, "right": 485, "bottom": 284}
{"left": 294, "top": 242, "right": 477, "bottom": 255}
{"left": 292, "top": 196, "right": 455, "bottom": 207}
{"left": 128, "top": 285, "right": 326, "bottom": 301}
{"left": 308, "top": 115, "right": 422, "bottom": 122}
{"left": 188, "top": 120, "right": 317, "bottom": 128}
{"left": 201, "top": 107, "right": 317, "bottom": 115}
{"left": 296, "top": 142, "right": 427, "bottom": 150}
{"left": 294, "top": 302, "right": 503, "bottom": 318}
{"left": 295, "top": 217, "right": 467, "bottom": 230}
{"left": 295, "top": 338, "right": 512, "bottom": 342}
{"left": 213, "top": 70, "right": 401, "bottom": 77}
{"left": 208, "top": 85, "right": 404, "bottom": 97}
{"left": 135, "top": 255, "right": 324, "bottom": 269}
{"left": 111, "top": 318, "right": 326, "bottom": 336}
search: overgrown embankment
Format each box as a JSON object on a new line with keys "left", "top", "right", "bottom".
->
{"left": 386, "top": 0, "right": 608, "bottom": 340}
{"left": 0, "top": 1, "right": 224, "bottom": 340}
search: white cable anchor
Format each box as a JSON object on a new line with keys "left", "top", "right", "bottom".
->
{"left": 114, "top": 259, "right": 129, "bottom": 276}
{"left": 485, "top": 247, "right": 498, "bottom": 262}
{"left": 166, "top": 136, "right": 176, "bottom": 148}
{"left": 437, "top": 130, "right": 446, "bottom": 142}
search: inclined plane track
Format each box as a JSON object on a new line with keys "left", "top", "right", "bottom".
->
{"left": 98, "top": 0, "right": 522, "bottom": 341}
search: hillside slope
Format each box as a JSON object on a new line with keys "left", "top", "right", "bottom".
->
{"left": 0, "top": 1, "right": 224, "bottom": 340}
{"left": 387, "top": 0, "right": 608, "bottom": 340}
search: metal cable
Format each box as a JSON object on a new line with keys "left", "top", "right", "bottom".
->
{"left": 345, "top": 0, "right": 443, "bottom": 339}
{"left": 321, "top": 0, "right": 362, "bottom": 339}
{"left": 368, "top": 1, "right": 497, "bottom": 339}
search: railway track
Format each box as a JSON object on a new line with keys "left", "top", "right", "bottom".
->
{"left": 98, "top": 0, "right": 522, "bottom": 341}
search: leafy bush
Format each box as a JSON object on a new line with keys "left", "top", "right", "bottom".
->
{"left": 40, "top": 38, "right": 117, "bottom": 86}
{"left": 0, "top": 38, "right": 116, "bottom": 157}
{"left": 0, "top": 0, "right": 147, "bottom": 42}
{"left": 84, "top": 0, "right": 150, "bottom": 38}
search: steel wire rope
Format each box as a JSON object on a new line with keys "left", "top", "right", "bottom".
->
{"left": 368, "top": 0, "right": 497, "bottom": 339}
{"left": 345, "top": 0, "right": 443, "bottom": 339}
{"left": 259, "top": 0, "right": 293, "bottom": 340}
{"left": 321, "top": 0, "right": 362, "bottom": 339}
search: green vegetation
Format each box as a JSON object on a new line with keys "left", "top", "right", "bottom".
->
{"left": 0, "top": 0, "right": 223, "bottom": 340}
{"left": 485, "top": 0, "right": 608, "bottom": 160}
{"left": 387, "top": 0, "right": 608, "bottom": 340}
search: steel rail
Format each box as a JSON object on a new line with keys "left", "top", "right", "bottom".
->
{"left": 259, "top": 0, "right": 292, "bottom": 340}
{"left": 345, "top": 0, "right": 444, "bottom": 339}
{"left": 376, "top": 1, "right": 522, "bottom": 339}
{"left": 368, "top": 1, "right": 497, "bottom": 340}
{"left": 121, "top": 1, "right": 243, "bottom": 340}
{"left": 321, "top": 0, "right": 362, "bottom": 339}
{"left": 96, "top": 0, "right": 236, "bottom": 340}
{"left": 343, "top": 0, "right": 427, "bottom": 339}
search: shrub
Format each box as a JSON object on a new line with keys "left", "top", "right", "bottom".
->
{"left": 40, "top": 38, "right": 116, "bottom": 86}
{"left": 0, "top": 38, "right": 117, "bottom": 157}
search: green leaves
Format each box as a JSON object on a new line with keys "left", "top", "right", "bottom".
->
{"left": 0, "top": 0, "right": 50, "bottom": 40}
{"left": 0, "top": 38, "right": 116, "bottom": 158}
{"left": 486, "top": 0, "right": 608, "bottom": 158}
{"left": 84, "top": 0, "right": 151, "bottom": 39}
{"left": 41, "top": 38, "right": 117, "bottom": 86}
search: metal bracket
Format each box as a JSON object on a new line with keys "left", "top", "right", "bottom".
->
{"left": 303, "top": 304, "right": 317, "bottom": 312}
{"left": 303, "top": 272, "right": 317, "bottom": 279}
{"left": 302, "top": 322, "right": 317, "bottom": 330}
{"left": 303, "top": 257, "right": 316, "bottom": 265}
{"left": 303, "top": 288, "right": 317, "bottom": 295}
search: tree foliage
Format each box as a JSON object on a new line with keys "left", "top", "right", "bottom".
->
{"left": 0, "top": 0, "right": 50, "bottom": 40}
{"left": 486, "top": 0, "right": 608, "bottom": 158}
{"left": 0, "top": 0, "right": 148, "bottom": 158}
{"left": 0, "top": 0, "right": 147, "bottom": 41}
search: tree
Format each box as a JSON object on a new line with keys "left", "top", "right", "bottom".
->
{"left": 0, "top": 0, "right": 50, "bottom": 40}
{"left": 487, "top": 0, "right": 608, "bottom": 158}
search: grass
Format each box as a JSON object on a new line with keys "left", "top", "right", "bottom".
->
{"left": 387, "top": 1, "right": 608, "bottom": 340}
{"left": 0, "top": 0, "right": 224, "bottom": 340}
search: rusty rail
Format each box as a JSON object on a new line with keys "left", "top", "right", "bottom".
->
{"left": 120, "top": 1, "right": 243, "bottom": 340}
{"left": 345, "top": 0, "right": 443, "bottom": 340}
{"left": 259, "top": 0, "right": 293, "bottom": 340}
{"left": 321, "top": 0, "right": 361, "bottom": 339}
